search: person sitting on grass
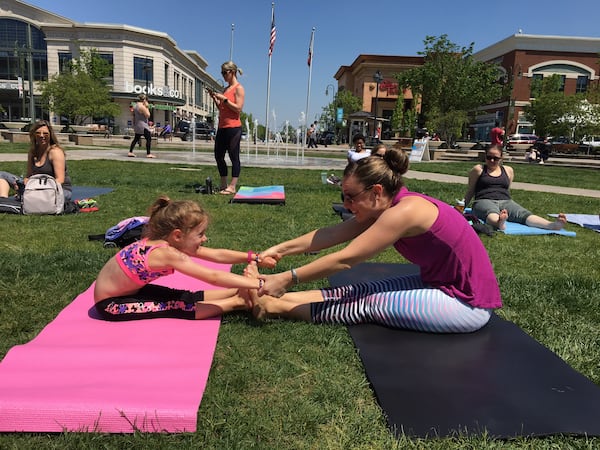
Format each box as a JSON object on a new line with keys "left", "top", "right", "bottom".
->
{"left": 465, "top": 144, "right": 567, "bottom": 231}
{"left": 250, "top": 148, "right": 502, "bottom": 333}
{"left": 94, "top": 195, "right": 275, "bottom": 321}
{"left": 0, "top": 171, "right": 21, "bottom": 198}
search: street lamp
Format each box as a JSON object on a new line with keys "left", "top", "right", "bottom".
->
{"left": 325, "top": 84, "right": 336, "bottom": 131}
{"left": 372, "top": 70, "right": 383, "bottom": 142}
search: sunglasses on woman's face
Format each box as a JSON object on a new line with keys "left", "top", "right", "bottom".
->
{"left": 486, "top": 155, "right": 501, "bottom": 161}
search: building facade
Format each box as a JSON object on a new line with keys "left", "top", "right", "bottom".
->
{"left": 334, "top": 54, "right": 423, "bottom": 140}
{"left": 335, "top": 35, "right": 600, "bottom": 141}
{"left": 472, "top": 33, "right": 600, "bottom": 140}
{"left": 0, "top": 0, "right": 219, "bottom": 133}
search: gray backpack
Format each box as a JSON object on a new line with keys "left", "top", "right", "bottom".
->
{"left": 22, "top": 174, "right": 64, "bottom": 215}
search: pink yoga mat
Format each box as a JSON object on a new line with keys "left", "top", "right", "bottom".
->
{"left": 0, "top": 260, "right": 230, "bottom": 433}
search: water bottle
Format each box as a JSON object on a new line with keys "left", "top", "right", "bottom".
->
{"left": 205, "top": 177, "right": 213, "bottom": 194}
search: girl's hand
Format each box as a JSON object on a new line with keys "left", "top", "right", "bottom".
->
{"left": 257, "top": 255, "right": 278, "bottom": 269}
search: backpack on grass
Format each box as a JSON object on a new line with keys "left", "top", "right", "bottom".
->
{"left": 22, "top": 174, "right": 64, "bottom": 215}
{"left": 0, "top": 196, "right": 22, "bottom": 214}
{"left": 88, "top": 216, "right": 149, "bottom": 248}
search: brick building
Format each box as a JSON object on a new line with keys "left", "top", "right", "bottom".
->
{"left": 334, "top": 34, "right": 600, "bottom": 141}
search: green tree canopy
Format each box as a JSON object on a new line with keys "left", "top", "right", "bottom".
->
{"left": 321, "top": 89, "right": 362, "bottom": 142}
{"left": 396, "top": 35, "right": 504, "bottom": 143}
{"left": 40, "top": 49, "right": 120, "bottom": 125}
{"left": 525, "top": 75, "right": 600, "bottom": 140}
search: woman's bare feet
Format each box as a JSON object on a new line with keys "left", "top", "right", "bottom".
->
{"left": 243, "top": 262, "right": 279, "bottom": 320}
{"left": 549, "top": 212, "right": 567, "bottom": 230}
{"left": 497, "top": 209, "right": 508, "bottom": 230}
{"left": 247, "top": 287, "right": 281, "bottom": 320}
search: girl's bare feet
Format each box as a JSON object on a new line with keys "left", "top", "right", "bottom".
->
{"left": 238, "top": 287, "right": 252, "bottom": 310}
{"left": 244, "top": 262, "right": 278, "bottom": 320}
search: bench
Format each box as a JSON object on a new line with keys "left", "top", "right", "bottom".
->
{"left": 69, "top": 134, "right": 94, "bottom": 145}
{"left": 429, "top": 149, "right": 448, "bottom": 160}
{"left": 1, "top": 131, "right": 30, "bottom": 143}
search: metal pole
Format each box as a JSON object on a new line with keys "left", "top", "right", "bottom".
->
{"left": 230, "top": 24, "right": 234, "bottom": 61}
{"left": 26, "top": 24, "right": 35, "bottom": 122}
{"left": 372, "top": 70, "right": 383, "bottom": 143}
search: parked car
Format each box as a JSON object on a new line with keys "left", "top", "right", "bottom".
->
{"left": 578, "top": 136, "right": 600, "bottom": 154}
{"left": 317, "top": 131, "right": 336, "bottom": 146}
{"left": 506, "top": 133, "right": 538, "bottom": 149}
{"left": 174, "top": 120, "right": 213, "bottom": 141}
{"left": 549, "top": 136, "right": 578, "bottom": 154}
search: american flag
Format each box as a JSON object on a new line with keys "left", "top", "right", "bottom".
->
{"left": 269, "top": 10, "right": 276, "bottom": 56}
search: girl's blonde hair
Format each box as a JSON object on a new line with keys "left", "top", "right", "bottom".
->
{"left": 145, "top": 196, "right": 209, "bottom": 240}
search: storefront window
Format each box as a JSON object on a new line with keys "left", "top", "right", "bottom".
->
{"left": 0, "top": 18, "right": 47, "bottom": 81}
{"left": 133, "top": 56, "right": 153, "bottom": 85}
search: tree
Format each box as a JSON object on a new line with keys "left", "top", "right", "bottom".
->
{"left": 524, "top": 75, "right": 574, "bottom": 138}
{"left": 321, "top": 89, "right": 362, "bottom": 143}
{"left": 40, "top": 49, "right": 120, "bottom": 125}
{"left": 396, "top": 35, "right": 504, "bottom": 143}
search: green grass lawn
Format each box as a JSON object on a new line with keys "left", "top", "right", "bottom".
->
{"left": 0, "top": 156, "right": 599, "bottom": 449}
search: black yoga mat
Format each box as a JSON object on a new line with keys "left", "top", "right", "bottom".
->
{"left": 329, "top": 263, "right": 600, "bottom": 438}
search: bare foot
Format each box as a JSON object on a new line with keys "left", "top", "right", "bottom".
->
{"left": 248, "top": 288, "right": 279, "bottom": 320}
{"left": 497, "top": 209, "right": 508, "bottom": 230}
{"left": 549, "top": 213, "right": 567, "bottom": 230}
{"left": 238, "top": 288, "right": 252, "bottom": 310}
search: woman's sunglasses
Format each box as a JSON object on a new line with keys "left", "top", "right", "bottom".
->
{"left": 486, "top": 155, "right": 501, "bottom": 161}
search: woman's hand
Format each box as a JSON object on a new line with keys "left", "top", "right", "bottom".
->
{"left": 258, "top": 272, "right": 291, "bottom": 298}
{"left": 257, "top": 254, "right": 278, "bottom": 269}
{"left": 259, "top": 247, "right": 283, "bottom": 262}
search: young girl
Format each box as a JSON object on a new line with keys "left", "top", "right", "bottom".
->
{"left": 94, "top": 196, "right": 274, "bottom": 321}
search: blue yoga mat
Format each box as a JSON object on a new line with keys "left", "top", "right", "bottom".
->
{"left": 500, "top": 221, "right": 576, "bottom": 236}
{"left": 71, "top": 186, "right": 114, "bottom": 200}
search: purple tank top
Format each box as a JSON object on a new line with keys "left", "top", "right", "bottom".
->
{"left": 392, "top": 187, "right": 502, "bottom": 309}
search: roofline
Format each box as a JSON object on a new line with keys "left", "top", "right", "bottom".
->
{"left": 334, "top": 54, "right": 424, "bottom": 79}
{"left": 474, "top": 33, "right": 600, "bottom": 61}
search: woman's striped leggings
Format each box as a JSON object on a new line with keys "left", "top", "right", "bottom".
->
{"left": 312, "top": 274, "right": 491, "bottom": 333}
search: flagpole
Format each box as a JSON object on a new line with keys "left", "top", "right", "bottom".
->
{"left": 265, "top": 2, "right": 276, "bottom": 158}
{"left": 303, "top": 27, "right": 315, "bottom": 162}
{"left": 230, "top": 24, "right": 234, "bottom": 61}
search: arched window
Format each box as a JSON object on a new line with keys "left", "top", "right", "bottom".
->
{"left": 0, "top": 18, "right": 48, "bottom": 81}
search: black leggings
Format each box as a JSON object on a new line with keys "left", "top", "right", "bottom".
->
{"left": 214, "top": 127, "right": 242, "bottom": 178}
{"left": 130, "top": 128, "right": 152, "bottom": 154}
{"left": 94, "top": 284, "right": 204, "bottom": 321}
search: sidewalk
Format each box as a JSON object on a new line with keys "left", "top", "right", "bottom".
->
{"left": 1, "top": 146, "right": 599, "bottom": 199}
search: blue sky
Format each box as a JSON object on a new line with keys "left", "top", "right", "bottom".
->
{"left": 25, "top": 0, "right": 600, "bottom": 130}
